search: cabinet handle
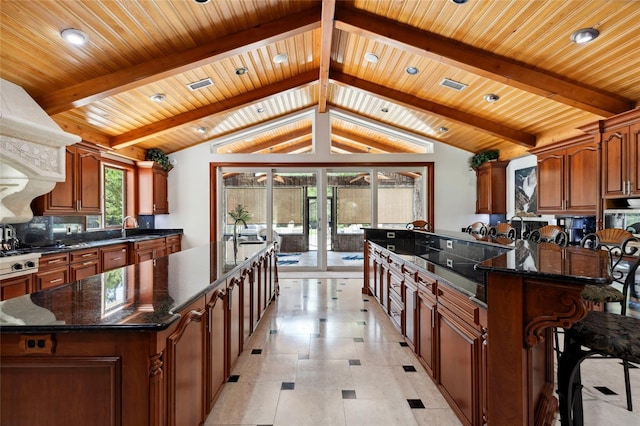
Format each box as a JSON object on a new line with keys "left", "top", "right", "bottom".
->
{"left": 50, "top": 278, "right": 63, "bottom": 284}
{"left": 82, "top": 261, "right": 94, "bottom": 266}
{"left": 82, "top": 253, "right": 93, "bottom": 257}
{"left": 153, "top": 203, "right": 156, "bottom": 212}
{"left": 47, "top": 259, "right": 63, "bottom": 264}
{"left": 112, "top": 257, "right": 121, "bottom": 261}
{"left": 629, "top": 180, "right": 633, "bottom": 195}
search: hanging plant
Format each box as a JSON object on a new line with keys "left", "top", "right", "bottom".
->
{"left": 470, "top": 149, "right": 499, "bottom": 169}
{"left": 145, "top": 148, "right": 173, "bottom": 171}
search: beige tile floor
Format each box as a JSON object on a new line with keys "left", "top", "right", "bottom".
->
{"left": 205, "top": 276, "right": 640, "bottom": 426}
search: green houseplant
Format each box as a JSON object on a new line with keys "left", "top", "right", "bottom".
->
{"left": 228, "top": 204, "right": 251, "bottom": 222}
{"left": 470, "top": 149, "right": 499, "bottom": 169}
{"left": 145, "top": 148, "right": 173, "bottom": 171}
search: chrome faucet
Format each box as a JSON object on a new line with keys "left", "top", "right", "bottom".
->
{"left": 233, "top": 218, "right": 248, "bottom": 263}
{"left": 510, "top": 215, "right": 525, "bottom": 239}
{"left": 122, "top": 215, "right": 139, "bottom": 237}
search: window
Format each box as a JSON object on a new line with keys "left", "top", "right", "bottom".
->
{"left": 104, "top": 166, "right": 125, "bottom": 227}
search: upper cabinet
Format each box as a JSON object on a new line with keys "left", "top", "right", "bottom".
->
{"left": 533, "top": 135, "right": 599, "bottom": 215}
{"left": 32, "top": 144, "right": 102, "bottom": 216}
{"left": 475, "top": 161, "right": 509, "bottom": 214}
{"left": 137, "top": 161, "right": 169, "bottom": 215}
{"left": 601, "top": 109, "right": 640, "bottom": 199}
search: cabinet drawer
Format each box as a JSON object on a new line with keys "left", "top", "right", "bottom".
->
{"left": 70, "top": 248, "right": 99, "bottom": 263}
{"left": 389, "top": 295, "right": 403, "bottom": 331}
{"left": 39, "top": 253, "right": 69, "bottom": 270}
{"left": 36, "top": 267, "right": 69, "bottom": 290}
{"left": 437, "top": 283, "right": 481, "bottom": 328}
{"left": 101, "top": 244, "right": 128, "bottom": 271}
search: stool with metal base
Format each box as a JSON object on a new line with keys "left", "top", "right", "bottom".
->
{"left": 557, "top": 254, "right": 640, "bottom": 425}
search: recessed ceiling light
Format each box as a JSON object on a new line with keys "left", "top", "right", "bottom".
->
{"left": 60, "top": 28, "right": 88, "bottom": 45}
{"left": 450, "top": 0, "right": 469, "bottom": 4}
{"left": 483, "top": 94, "right": 500, "bottom": 103}
{"left": 570, "top": 28, "right": 599, "bottom": 44}
{"left": 193, "top": 0, "right": 210, "bottom": 3}
{"left": 405, "top": 66, "right": 419, "bottom": 75}
{"left": 438, "top": 126, "right": 449, "bottom": 133}
{"left": 149, "top": 93, "right": 166, "bottom": 102}
{"left": 381, "top": 107, "right": 389, "bottom": 113}
{"left": 364, "top": 52, "right": 379, "bottom": 63}
{"left": 256, "top": 107, "right": 265, "bottom": 113}
{"left": 196, "top": 127, "right": 207, "bottom": 134}
{"left": 235, "top": 67, "right": 248, "bottom": 75}
{"left": 273, "top": 53, "right": 288, "bottom": 64}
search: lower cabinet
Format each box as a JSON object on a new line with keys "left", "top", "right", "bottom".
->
{"left": 365, "top": 244, "right": 487, "bottom": 426}
{"left": 0, "top": 275, "right": 32, "bottom": 300}
{"left": 101, "top": 244, "right": 128, "bottom": 271}
{"left": 69, "top": 248, "right": 100, "bottom": 281}
{"left": 34, "top": 252, "right": 70, "bottom": 291}
{"left": 206, "top": 287, "right": 227, "bottom": 412}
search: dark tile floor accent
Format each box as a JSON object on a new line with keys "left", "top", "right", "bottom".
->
{"left": 595, "top": 386, "right": 618, "bottom": 395}
{"left": 349, "top": 359, "right": 361, "bottom": 366}
{"left": 400, "top": 342, "right": 409, "bottom": 347}
{"left": 353, "top": 337, "right": 364, "bottom": 342}
{"left": 357, "top": 321, "right": 366, "bottom": 325}
{"left": 312, "top": 333, "right": 321, "bottom": 338}
{"left": 360, "top": 309, "right": 368, "bottom": 312}
{"left": 227, "top": 375, "right": 240, "bottom": 383}
{"left": 363, "top": 299, "right": 369, "bottom": 302}
{"left": 332, "top": 297, "right": 338, "bottom": 300}
{"left": 407, "top": 399, "right": 425, "bottom": 409}
{"left": 319, "top": 318, "right": 327, "bottom": 322}
{"left": 281, "top": 382, "right": 295, "bottom": 390}
{"left": 269, "top": 330, "right": 278, "bottom": 334}
{"left": 403, "top": 365, "right": 417, "bottom": 372}
{"left": 251, "top": 349, "right": 262, "bottom": 354}
{"left": 342, "top": 390, "right": 357, "bottom": 399}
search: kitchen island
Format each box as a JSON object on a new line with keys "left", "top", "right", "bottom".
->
{"left": 363, "top": 229, "right": 611, "bottom": 426}
{"left": 0, "top": 240, "right": 278, "bottom": 426}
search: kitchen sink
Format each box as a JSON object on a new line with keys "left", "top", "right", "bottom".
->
{"left": 239, "top": 241, "right": 265, "bottom": 245}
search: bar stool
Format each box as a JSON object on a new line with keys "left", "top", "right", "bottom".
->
{"left": 466, "top": 222, "right": 488, "bottom": 236}
{"left": 527, "top": 224, "right": 569, "bottom": 247}
{"left": 557, "top": 254, "right": 640, "bottom": 425}
{"left": 406, "top": 220, "right": 431, "bottom": 231}
{"left": 488, "top": 222, "right": 516, "bottom": 239}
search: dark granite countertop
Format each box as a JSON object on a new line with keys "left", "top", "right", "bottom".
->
{"left": 0, "top": 240, "right": 275, "bottom": 333}
{"left": 365, "top": 229, "right": 612, "bottom": 307}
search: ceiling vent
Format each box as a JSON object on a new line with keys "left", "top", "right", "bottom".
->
{"left": 187, "top": 78, "right": 213, "bottom": 91}
{"left": 439, "top": 78, "right": 468, "bottom": 92}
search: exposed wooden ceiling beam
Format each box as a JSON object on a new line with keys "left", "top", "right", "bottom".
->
{"left": 37, "top": 7, "right": 322, "bottom": 115}
{"left": 263, "top": 139, "right": 312, "bottom": 154}
{"left": 111, "top": 71, "right": 318, "bottom": 149}
{"left": 331, "top": 141, "right": 369, "bottom": 153}
{"left": 334, "top": 7, "right": 634, "bottom": 117}
{"left": 318, "top": 0, "right": 336, "bottom": 113}
{"left": 331, "top": 71, "right": 536, "bottom": 148}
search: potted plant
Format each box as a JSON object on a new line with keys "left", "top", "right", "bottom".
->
{"left": 228, "top": 204, "right": 251, "bottom": 222}
{"left": 470, "top": 149, "right": 499, "bottom": 169}
{"left": 145, "top": 148, "right": 173, "bottom": 171}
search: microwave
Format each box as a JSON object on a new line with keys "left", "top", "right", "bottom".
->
{"left": 603, "top": 209, "right": 640, "bottom": 234}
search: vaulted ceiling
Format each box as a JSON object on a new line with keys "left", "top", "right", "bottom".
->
{"left": 1, "top": 0, "right": 638, "bottom": 161}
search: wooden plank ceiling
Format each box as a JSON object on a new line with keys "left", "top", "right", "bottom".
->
{"left": 1, "top": 0, "right": 638, "bottom": 161}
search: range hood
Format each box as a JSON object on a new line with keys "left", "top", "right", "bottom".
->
{"left": 0, "top": 78, "right": 81, "bottom": 224}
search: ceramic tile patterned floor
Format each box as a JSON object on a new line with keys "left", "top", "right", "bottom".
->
{"left": 205, "top": 276, "right": 640, "bottom": 426}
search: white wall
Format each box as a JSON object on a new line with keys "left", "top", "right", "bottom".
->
{"left": 156, "top": 109, "right": 490, "bottom": 249}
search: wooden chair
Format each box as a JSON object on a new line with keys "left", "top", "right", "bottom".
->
{"left": 406, "top": 220, "right": 431, "bottom": 231}
{"left": 466, "top": 222, "right": 488, "bottom": 236}
{"left": 527, "top": 225, "right": 569, "bottom": 247}
{"left": 557, "top": 253, "right": 640, "bottom": 424}
{"left": 488, "top": 222, "right": 516, "bottom": 239}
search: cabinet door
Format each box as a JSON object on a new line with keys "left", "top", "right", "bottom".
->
{"left": 0, "top": 275, "right": 32, "bottom": 300}
{"left": 537, "top": 151, "right": 565, "bottom": 212}
{"left": 45, "top": 146, "right": 76, "bottom": 213}
{"left": 242, "top": 269, "right": 252, "bottom": 344}
{"left": 438, "top": 308, "right": 483, "bottom": 426}
{"left": 153, "top": 168, "right": 169, "bottom": 214}
{"left": 565, "top": 142, "right": 598, "bottom": 212}
{"left": 418, "top": 289, "right": 436, "bottom": 376}
{"left": 630, "top": 123, "right": 640, "bottom": 196}
{"left": 404, "top": 282, "right": 417, "bottom": 350}
{"left": 475, "top": 167, "right": 491, "bottom": 213}
{"left": 34, "top": 266, "right": 69, "bottom": 291}
{"left": 227, "top": 276, "right": 242, "bottom": 374}
{"left": 206, "top": 288, "right": 227, "bottom": 412}
{"left": 70, "top": 260, "right": 100, "bottom": 281}
{"left": 166, "top": 300, "right": 206, "bottom": 426}
{"left": 77, "top": 147, "right": 102, "bottom": 213}
{"left": 602, "top": 129, "right": 627, "bottom": 198}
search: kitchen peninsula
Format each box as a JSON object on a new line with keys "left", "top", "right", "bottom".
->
{"left": 363, "top": 229, "right": 611, "bottom": 426}
{"left": 0, "top": 240, "right": 278, "bottom": 426}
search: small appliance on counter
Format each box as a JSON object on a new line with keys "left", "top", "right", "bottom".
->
{"left": 557, "top": 216, "right": 596, "bottom": 245}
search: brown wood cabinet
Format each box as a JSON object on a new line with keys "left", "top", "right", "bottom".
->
{"left": 34, "top": 252, "right": 69, "bottom": 291}
{"left": 69, "top": 247, "right": 100, "bottom": 281}
{"left": 166, "top": 234, "right": 181, "bottom": 254}
{"left": 101, "top": 243, "right": 129, "bottom": 271}
{"left": 206, "top": 287, "right": 227, "bottom": 412}
{"left": 601, "top": 116, "right": 640, "bottom": 198}
{"left": 130, "top": 238, "right": 167, "bottom": 264}
{"left": 0, "top": 274, "right": 32, "bottom": 300}
{"left": 32, "top": 144, "right": 102, "bottom": 216}
{"left": 533, "top": 134, "right": 599, "bottom": 214}
{"left": 137, "top": 161, "right": 169, "bottom": 215}
{"left": 475, "top": 160, "right": 509, "bottom": 214}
